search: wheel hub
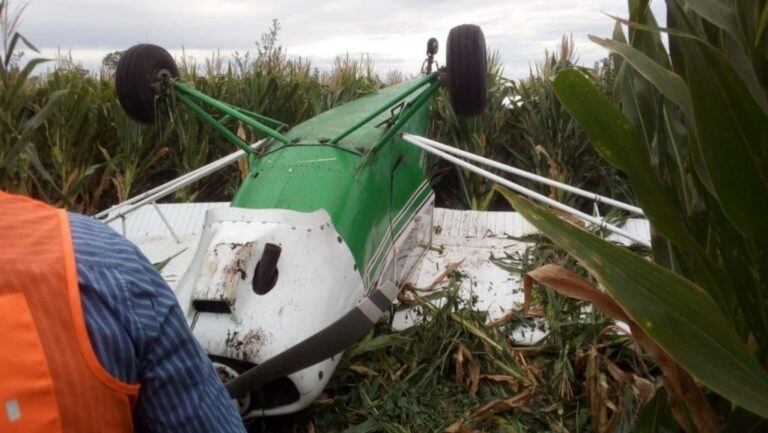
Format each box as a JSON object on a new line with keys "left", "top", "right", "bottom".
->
{"left": 213, "top": 362, "right": 252, "bottom": 415}
{"left": 149, "top": 68, "right": 175, "bottom": 96}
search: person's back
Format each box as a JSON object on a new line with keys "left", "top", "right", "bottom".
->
{"left": 0, "top": 191, "right": 246, "bottom": 432}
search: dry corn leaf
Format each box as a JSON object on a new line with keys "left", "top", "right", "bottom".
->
{"left": 443, "top": 420, "right": 483, "bottom": 433}
{"left": 397, "top": 282, "right": 418, "bottom": 303}
{"left": 422, "top": 259, "right": 465, "bottom": 292}
{"left": 349, "top": 364, "right": 379, "bottom": 377}
{"left": 602, "top": 356, "right": 656, "bottom": 404}
{"left": 534, "top": 145, "right": 564, "bottom": 200}
{"left": 524, "top": 264, "right": 629, "bottom": 322}
{"left": 313, "top": 392, "right": 334, "bottom": 405}
{"left": 586, "top": 345, "right": 609, "bottom": 433}
{"left": 468, "top": 389, "right": 532, "bottom": 419}
{"left": 235, "top": 122, "right": 250, "bottom": 179}
{"left": 488, "top": 305, "right": 545, "bottom": 327}
{"left": 480, "top": 374, "right": 519, "bottom": 391}
{"left": 525, "top": 264, "right": 719, "bottom": 433}
{"left": 390, "top": 363, "right": 408, "bottom": 380}
{"left": 443, "top": 419, "right": 463, "bottom": 433}
{"left": 236, "top": 121, "right": 247, "bottom": 140}
{"left": 633, "top": 376, "right": 656, "bottom": 404}
{"left": 454, "top": 343, "right": 480, "bottom": 396}
{"left": 444, "top": 389, "right": 532, "bottom": 433}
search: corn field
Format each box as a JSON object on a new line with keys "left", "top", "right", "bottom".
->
{"left": 8, "top": 1, "right": 765, "bottom": 432}
{"left": 0, "top": 6, "right": 630, "bottom": 216}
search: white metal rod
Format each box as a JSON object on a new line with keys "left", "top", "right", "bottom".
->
{"left": 97, "top": 140, "right": 265, "bottom": 221}
{"left": 152, "top": 202, "right": 181, "bottom": 243}
{"left": 406, "top": 134, "right": 644, "bottom": 216}
{"left": 96, "top": 161, "right": 207, "bottom": 218}
{"left": 102, "top": 164, "right": 223, "bottom": 223}
{"left": 96, "top": 140, "right": 263, "bottom": 218}
{"left": 402, "top": 134, "right": 651, "bottom": 247}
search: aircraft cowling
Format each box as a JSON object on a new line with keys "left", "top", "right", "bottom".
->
{"left": 173, "top": 206, "right": 365, "bottom": 417}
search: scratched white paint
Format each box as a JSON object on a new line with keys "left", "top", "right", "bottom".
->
{"left": 393, "top": 208, "right": 539, "bottom": 331}
{"left": 173, "top": 206, "right": 364, "bottom": 417}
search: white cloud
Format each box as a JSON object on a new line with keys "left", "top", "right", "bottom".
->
{"left": 21, "top": 0, "right": 666, "bottom": 78}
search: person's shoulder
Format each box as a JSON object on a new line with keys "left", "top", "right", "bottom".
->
{"left": 68, "top": 212, "right": 176, "bottom": 330}
{"left": 67, "top": 212, "right": 147, "bottom": 269}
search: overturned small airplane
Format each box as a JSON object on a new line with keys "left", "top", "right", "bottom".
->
{"left": 101, "top": 24, "right": 649, "bottom": 419}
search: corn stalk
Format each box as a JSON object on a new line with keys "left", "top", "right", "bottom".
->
{"left": 500, "top": 0, "right": 768, "bottom": 429}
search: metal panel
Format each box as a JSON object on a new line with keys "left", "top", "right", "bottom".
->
{"left": 106, "top": 202, "right": 229, "bottom": 238}
{"left": 395, "top": 209, "right": 539, "bottom": 331}
{"left": 172, "top": 206, "right": 364, "bottom": 417}
{"left": 395, "top": 208, "right": 651, "bottom": 335}
{"left": 432, "top": 207, "right": 539, "bottom": 240}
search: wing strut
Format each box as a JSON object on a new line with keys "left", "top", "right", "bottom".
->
{"left": 401, "top": 133, "right": 650, "bottom": 247}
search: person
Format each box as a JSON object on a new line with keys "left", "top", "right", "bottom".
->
{"left": 0, "top": 190, "right": 246, "bottom": 433}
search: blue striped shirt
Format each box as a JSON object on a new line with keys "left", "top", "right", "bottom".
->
{"left": 68, "top": 213, "right": 246, "bottom": 433}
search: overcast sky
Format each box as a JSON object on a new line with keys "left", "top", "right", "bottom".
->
{"left": 21, "top": 0, "right": 665, "bottom": 78}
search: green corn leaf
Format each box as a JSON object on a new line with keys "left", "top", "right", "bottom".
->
{"left": 552, "top": 69, "right": 697, "bottom": 252}
{"left": 589, "top": 35, "right": 692, "bottom": 119}
{"left": 601, "top": 29, "right": 716, "bottom": 196}
{"left": 24, "top": 142, "right": 53, "bottom": 183}
{"left": 496, "top": 186, "right": 768, "bottom": 419}
{"left": 610, "top": 21, "right": 626, "bottom": 70}
{"left": 2, "top": 90, "right": 69, "bottom": 172}
{"left": 8, "top": 57, "right": 50, "bottom": 102}
{"left": 607, "top": 13, "right": 704, "bottom": 40}
{"left": 678, "top": 36, "right": 768, "bottom": 241}
{"left": 66, "top": 163, "right": 104, "bottom": 198}
{"left": 19, "top": 89, "right": 69, "bottom": 136}
{"left": 683, "top": 0, "right": 768, "bottom": 113}
{"left": 340, "top": 419, "right": 379, "bottom": 433}
{"left": 348, "top": 333, "right": 412, "bottom": 358}
{"left": 634, "top": 389, "right": 677, "bottom": 433}
{"left": 758, "top": 4, "right": 768, "bottom": 45}
{"left": 610, "top": 16, "right": 659, "bottom": 155}
{"left": 153, "top": 247, "right": 188, "bottom": 272}
{"left": 722, "top": 407, "right": 768, "bottom": 433}
{"left": 4, "top": 31, "right": 39, "bottom": 67}
{"left": 684, "top": 0, "right": 739, "bottom": 36}
{"left": 550, "top": 70, "right": 629, "bottom": 170}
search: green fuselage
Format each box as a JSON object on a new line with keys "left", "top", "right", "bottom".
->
{"left": 231, "top": 79, "right": 434, "bottom": 288}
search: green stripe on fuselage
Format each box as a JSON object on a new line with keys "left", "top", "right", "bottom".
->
{"left": 231, "top": 79, "right": 433, "bottom": 284}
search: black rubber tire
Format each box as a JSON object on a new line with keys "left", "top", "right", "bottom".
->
{"left": 446, "top": 24, "right": 487, "bottom": 117}
{"left": 115, "top": 44, "right": 179, "bottom": 124}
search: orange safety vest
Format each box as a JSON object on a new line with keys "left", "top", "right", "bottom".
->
{"left": 0, "top": 191, "right": 139, "bottom": 432}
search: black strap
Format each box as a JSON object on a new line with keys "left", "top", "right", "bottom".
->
{"left": 225, "top": 281, "right": 400, "bottom": 397}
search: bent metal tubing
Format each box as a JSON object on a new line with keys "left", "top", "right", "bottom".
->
{"left": 173, "top": 82, "right": 292, "bottom": 145}
{"left": 357, "top": 81, "right": 440, "bottom": 170}
{"left": 375, "top": 81, "right": 439, "bottom": 149}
